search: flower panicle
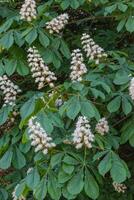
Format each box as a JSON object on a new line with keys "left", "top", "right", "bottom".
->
{"left": 28, "top": 116, "right": 56, "bottom": 155}
{"left": 20, "top": 0, "right": 37, "bottom": 22}
{"left": 81, "top": 33, "right": 107, "bottom": 64}
{"left": 72, "top": 116, "right": 94, "bottom": 149}
{"left": 27, "top": 46, "right": 57, "bottom": 89}
{"left": 0, "top": 75, "right": 21, "bottom": 107}
{"left": 70, "top": 49, "right": 87, "bottom": 82}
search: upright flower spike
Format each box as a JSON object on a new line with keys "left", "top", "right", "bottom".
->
{"left": 20, "top": 0, "right": 37, "bottom": 22}
{"left": 0, "top": 75, "right": 21, "bottom": 107}
{"left": 70, "top": 49, "right": 87, "bottom": 82}
{"left": 112, "top": 182, "right": 127, "bottom": 193}
{"left": 46, "top": 13, "right": 69, "bottom": 34}
{"left": 129, "top": 77, "right": 134, "bottom": 100}
{"left": 95, "top": 117, "right": 109, "bottom": 135}
{"left": 28, "top": 117, "right": 56, "bottom": 155}
{"left": 27, "top": 46, "right": 57, "bottom": 89}
{"left": 72, "top": 116, "right": 94, "bottom": 149}
{"left": 81, "top": 33, "right": 107, "bottom": 64}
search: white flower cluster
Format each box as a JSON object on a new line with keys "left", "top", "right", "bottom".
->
{"left": 81, "top": 33, "right": 107, "bottom": 64}
{"left": 129, "top": 78, "right": 134, "bottom": 100}
{"left": 12, "top": 184, "right": 25, "bottom": 200}
{"left": 27, "top": 46, "right": 57, "bottom": 89}
{"left": 72, "top": 116, "right": 94, "bottom": 149}
{"left": 70, "top": 49, "right": 87, "bottom": 82}
{"left": 28, "top": 117, "right": 56, "bottom": 155}
{"left": 0, "top": 75, "right": 21, "bottom": 107}
{"left": 95, "top": 117, "right": 109, "bottom": 135}
{"left": 113, "top": 182, "right": 127, "bottom": 193}
{"left": 20, "top": 0, "right": 37, "bottom": 22}
{"left": 46, "top": 13, "right": 69, "bottom": 34}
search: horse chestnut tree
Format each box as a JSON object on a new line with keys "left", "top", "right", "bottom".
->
{"left": 0, "top": 0, "right": 134, "bottom": 199}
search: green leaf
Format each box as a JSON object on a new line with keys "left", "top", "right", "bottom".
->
{"left": 63, "top": 155, "right": 79, "bottom": 165}
{"left": 25, "top": 28, "right": 38, "bottom": 45}
{"left": 17, "top": 61, "right": 29, "bottom": 76}
{"left": 15, "top": 181, "right": 25, "bottom": 198}
{"left": 0, "top": 31, "right": 14, "bottom": 49}
{"left": 110, "top": 160, "right": 127, "bottom": 183}
{"left": 26, "top": 168, "right": 40, "bottom": 189}
{"left": 80, "top": 99, "right": 95, "bottom": 119}
{"left": 48, "top": 172, "right": 61, "bottom": 200}
{"left": 61, "top": 0, "right": 70, "bottom": 10}
{"left": 20, "top": 97, "right": 36, "bottom": 120}
{"left": 121, "top": 119, "right": 134, "bottom": 144}
{"left": 5, "top": 59, "right": 17, "bottom": 75}
{"left": 0, "top": 60, "right": 5, "bottom": 75}
{"left": 62, "top": 163, "right": 74, "bottom": 174}
{"left": 52, "top": 52, "right": 61, "bottom": 68}
{"left": 71, "top": 82, "right": 84, "bottom": 91}
{"left": 42, "top": 49, "right": 53, "bottom": 63}
{"left": 39, "top": 31, "right": 50, "bottom": 47}
{"left": 118, "top": 3, "right": 128, "bottom": 12}
{"left": 107, "top": 96, "right": 121, "bottom": 113}
{"left": 129, "top": 134, "right": 134, "bottom": 147}
{"left": 12, "top": 147, "right": 26, "bottom": 169}
{"left": 62, "top": 186, "right": 76, "bottom": 200}
{"left": 114, "top": 70, "right": 130, "bottom": 85}
{"left": 67, "top": 96, "right": 81, "bottom": 119}
{"left": 105, "top": 4, "right": 117, "bottom": 14}
{"left": 0, "top": 19, "right": 13, "bottom": 34}
{"left": 122, "top": 97, "right": 132, "bottom": 115}
{"left": 50, "top": 152, "right": 64, "bottom": 168}
{"left": 37, "top": 111, "right": 53, "bottom": 133}
{"left": 125, "top": 16, "right": 134, "bottom": 33}
{"left": 84, "top": 169, "right": 99, "bottom": 199}
{"left": 67, "top": 169, "right": 84, "bottom": 195}
{"left": 58, "top": 169, "right": 72, "bottom": 183}
{"left": 70, "top": 0, "right": 80, "bottom": 9}
{"left": 14, "top": 31, "right": 25, "bottom": 47}
{"left": 0, "top": 106, "right": 12, "bottom": 125}
{"left": 0, "top": 148, "right": 13, "bottom": 169}
{"left": 98, "top": 152, "right": 112, "bottom": 176}
{"left": 34, "top": 178, "right": 47, "bottom": 200}
{"left": 117, "top": 18, "right": 126, "bottom": 32}
{"left": 0, "top": 188, "right": 8, "bottom": 200}
{"left": 60, "top": 40, "right": 70, "bottom": 59}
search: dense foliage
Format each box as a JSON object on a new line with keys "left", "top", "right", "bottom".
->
{"left": 0, "top": 0, "right": 134, "bottom": 199}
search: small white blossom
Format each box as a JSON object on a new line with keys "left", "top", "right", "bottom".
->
{"left": 70, "top": 49, "right": 87, "bottom": 82}
{"left": 46, "top": 13, "right": 69, "bottom": 34}
{"left": 55, "top": 98, "right": 63, "bottom": 107}
{"left": 27, "top": 167, "right": 33, "bottom": 174}
{"left": 113, "top": 182, "right": 127, "bottom": 193}
{"left": 95, "top": 117, "right": 109, "bottom": 135}
{"left": 12, "top": 184, "right": 25, "bottom": 200}
{"left": 0, "top": 75, "right": 21, "bottom": 107}
{"left": 27, "top": 46, "right": 57, "bottom": 89}
{"left": 28, "top": 117, "right": 56, "bottom": 155}
{"left": 72, "top": 116, "right": 94, "bottom": 149}
{"left": 20, "top": 0, "right": 37, "bottom": 22}
{"left": 129, "top": 77, "right": 134, "bottom": 100}
{"left": 81, "top": 33, "right": 107, "bottom": 64}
